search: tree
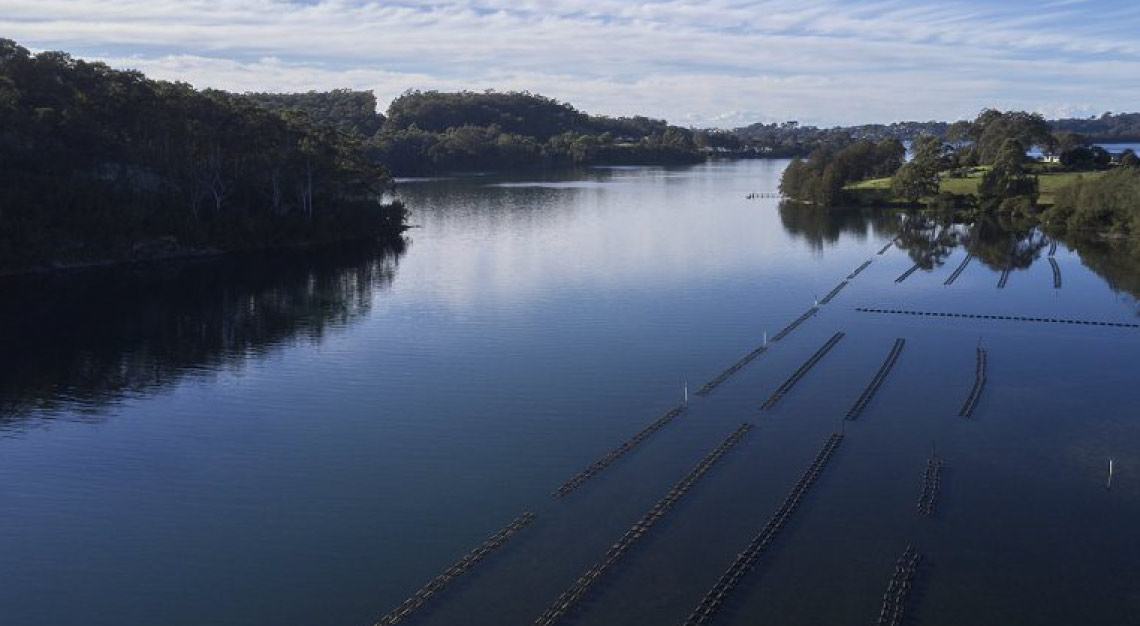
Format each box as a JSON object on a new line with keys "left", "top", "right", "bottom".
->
{"left": 779, "top": 157, "right": 808, "bottom": 199}
{"left": 946, "top": 120, "right": 973, "bottom": 146}
{"left": 891, "top": 161, "right": 939, "bottom": 203}
{"left": 1051, "top": 131, "right": 1088, "bottom": 155}
{"left": 911, "top": 135, "right": 953, "bottom": 172}
{"left": 1061, "top": 145, "right": 1113, "bottom": 170}
{"left": 245, "top": 89, "right": 386, "bottom": 137}
{"left": 779, "top": 139, "right": 908, "bottom": 205}
{"left": 963, "top": 110, "right": 1052, "bottom": 164}
{"left": 874, "top": 139, "right": 906, "bottom": 177}
{"left": 979, "top": 139, "right": 1038, "bottom": 211}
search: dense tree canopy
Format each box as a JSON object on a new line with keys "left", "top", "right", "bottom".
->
{"left": 890, "top": 136, "right": 953, "bottom": 203}
{"left": 0, "top": 39, "right": 405, "bottom": 273}
{"left": 1051, "top": 131, "right": 1089, "bottom": 155}
{"left": 245, "top": 89, "right": 386, "bottom": 137}
{"left": 979, "top": 139, "right": 1039, "bottom": 212}
{"left": 956, "top": 110, "right": 1053, "bottom": 165}
{"left": 1046, "top": 168, "right": 1140, "bottom": 234}
{"left": 384, "top": 90, "right": 588, "bottom": 139}
{"left": 891, "top": 162, "right": 939, "bottom": 203}
{"left": 382, "top": 90, "right": 687, "bottom": 143}
{"left": 780, "top": 139, "right": 905, "bottom": 205}
{"left": 1059, "top": 145, "right": 1113, "bottom": 170}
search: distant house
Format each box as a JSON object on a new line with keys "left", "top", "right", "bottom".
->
{"left": 1040, "top": 154, "right": 1061, "bottom": 164}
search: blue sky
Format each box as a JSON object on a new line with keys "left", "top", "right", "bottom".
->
{"left": 4, "top": 0, "right": 1139, "bottom": 127}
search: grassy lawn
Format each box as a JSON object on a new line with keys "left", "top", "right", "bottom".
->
{"left": 845, "top": 167, "right": 1110, "bottom": 205}
{"left": 1037, "top": 170, "right": 1108, "bottom": 204}
{"left": 846, "top": 177, "right": 892, "bottom": 190}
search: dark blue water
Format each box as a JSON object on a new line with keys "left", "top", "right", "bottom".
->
{"left": 1, "top": 161, "right": 1138, "bottom": 626}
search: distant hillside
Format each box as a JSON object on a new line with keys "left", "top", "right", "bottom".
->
{"left": 384, "top": 90, "right": 586, "bottom": 139}
{"left": 239, "top": 88, "right": 1140, "bottom": 174}
{"left": 734, "top": 113, "right": 1140, "bottom": 150}
{"left": 382, "top": 90, "right": 672, "bottom": 141}
{"left": 735, "top": 120, "right": 949, "bottom": 144}
{"left": 245, "top": 90, "right": 704, "bottom": 176}
{"left": 1051, "top": 112, "right": 1140, "bottom": 142}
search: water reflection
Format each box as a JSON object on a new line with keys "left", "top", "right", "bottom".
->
{"left": 778, "top": 202, "right": 1140, "bottom": 307}
{"left": 891, "top": 215, "right": 962, "bottom": 270}
{"left": 1066, "top": 237, "right": 1140, "bottom": 299}
{"left": 777, "top": 203, "right": 893, "bottom": 251}
{"left": 0, "top": 242, "right": 406, "bottom": 423}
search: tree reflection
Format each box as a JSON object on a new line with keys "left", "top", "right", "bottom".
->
{"left": 0, "top": 241, "right": 406, "bottom": 423}
{"left": 777, "top": 205, "right": 1140, "bottom": 309}
{"left": 778, "top": 202, "right": 897, "bottom": 251}
{"left": 891, "top": 214, "right": 961, "bottom": 270}
{"left": 1063, "top": 235, "right": 1140, "bottom": 305}
{"left": 968, "top": 216, "right": 1047, "bottom": 271}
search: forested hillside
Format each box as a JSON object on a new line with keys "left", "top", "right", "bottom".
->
{"left": 371, "top": 91, "right": 703, "bottom": 175}
{"left": 734, "top": 120, "right": 949, "bottom": 156}
{"left": 736, "top": 113, "right": 1140, "bottom": 154}
{"left": 1052, "top": 112, "right": 1140, "bottom": 142}
{"left": 0, "top": 40, "right": 406, "bottom": 274}
{"left": 244, "top": 89, "right": 705, "bottom": 175}
{"left": 240, "top": 87, "right": 1140, "bottom": 173}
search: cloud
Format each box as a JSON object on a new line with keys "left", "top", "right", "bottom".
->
{"left": 3, "top": 0, "right": 1139, "bottom": 126}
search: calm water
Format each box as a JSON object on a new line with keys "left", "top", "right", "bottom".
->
{"left": 2, "top": 161, "right": 1139, "bottom": 626}
{"left": 1028, "top": 141, "right": 1140, "bottom": 157}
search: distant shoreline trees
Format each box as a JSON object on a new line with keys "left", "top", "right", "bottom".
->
{"left": 247, "top": 89, "right": 707, "bottom": 176}
{"left": 779, "top": 108, "right": 1140, "bottom": 235}
{"left": 736, "top": 111, "right": 1140, "bottom": 152}
{"left": 1052, "top": 112, "right": 1140, "bottom": 143}
{"left": 778, "top": 139, "right": 905, "bottom": 205}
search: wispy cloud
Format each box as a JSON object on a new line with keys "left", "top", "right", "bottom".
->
{"left": 3, "top": 0, "right": 1138, "bottom": 126}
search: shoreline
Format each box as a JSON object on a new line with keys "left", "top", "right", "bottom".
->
{"left": 0, "top": 233, "right": 408, "bottom": 282}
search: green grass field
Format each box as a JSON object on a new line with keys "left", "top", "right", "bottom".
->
{"left": 845, "top": 166, "right": 1109, "bottom": 205}
{"left": 846, "top": 177, "right": 892, "bottom": 190}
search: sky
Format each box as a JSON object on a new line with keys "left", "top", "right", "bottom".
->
{"left": 4, "top": 0, "right": 1139, "bottom": 128}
